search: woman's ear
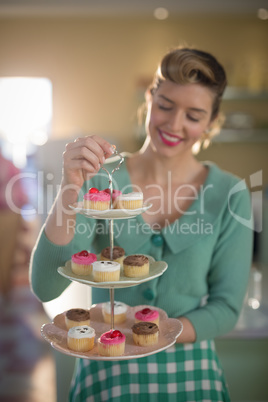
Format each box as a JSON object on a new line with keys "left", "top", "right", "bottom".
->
{"left": 145, "top": 89, "right": 152, "bottom": 104}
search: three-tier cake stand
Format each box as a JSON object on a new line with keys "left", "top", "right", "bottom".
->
{"left": 41, "top": 150, "right": 183, "bottom": 360}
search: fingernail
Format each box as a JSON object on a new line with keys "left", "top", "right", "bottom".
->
{"left": 101, "top": 156, "right": 105, "bottom": 164}
{"left": 109, "top": 146, "right": 115, "bottom": 154}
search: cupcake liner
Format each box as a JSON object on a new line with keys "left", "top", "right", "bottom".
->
{"left": 123, "top": 263, "right": 149, "bottom": 278}
{"left": 67, "top": 336, "right": 95, "bottom": 352}
{"left": 83, "top": 200, "right": 110, "bottom": 210}
{"left": 98, "top": 340, "right": 125, "bottom": 356}
{"left": 71, "top": 263, "right": 93, "bottom": 276}
{"left": 132, "top": 332, "right": 159, "bottom": 346}
{"left": 116, "top": 200, "right": 143, "bottom": 210}
{"left": 93, "top": 270, "right": 120, "bottom": 282}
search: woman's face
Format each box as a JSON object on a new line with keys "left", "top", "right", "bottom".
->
{"left": 145, "top": 80, "right": 215, "bottom": 158}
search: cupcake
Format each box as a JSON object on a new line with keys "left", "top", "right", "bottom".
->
{"left": 65, "top": 308, "right": 90, "bottom": 330}
{"left": 103, "top": 188, "right": 122, "bottom": 208}
{"left": 71, "top": 250, "right": 97, "bottom": 275}
{"left": 98, "top": 329, "right": 126, "bottom": 357}
{"left": 102, "top": 301, "right": 128, "bottom": 324}
{"left": 92, "top": 260, "right": 121, "bottom": 282}
{"left": 116, "top": 192, "right": 143, "bottom": 210}
{"left": 67, "top": 325, "right": 95, "bottom": 352}
{"left": 132, "top": 322, "right": 159, "bottom": 346}
{"left": 123, "top": 255, "right": 149, "bottom": 277}
{"left": 83, "top": 188, "right": 111, "bottom": 210}
{"left": 100, "top": 246, "right": 125, "bottom": 265}
{"left": 135, "top": 307, "right": 159, "bottom": 326}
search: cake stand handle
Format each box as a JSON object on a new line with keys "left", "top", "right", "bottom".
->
{"left": 109, "top": 218, "right": 115, "bottom": 329}
{"left": 100, "top": 149, "right": 124, "bottom": 332}
{"left": 109, "top": 288, "right": 115, "bottom": 330}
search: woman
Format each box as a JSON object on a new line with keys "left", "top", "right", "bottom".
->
{"left": 30, "top": 47, "right": 253, "bottom": 401}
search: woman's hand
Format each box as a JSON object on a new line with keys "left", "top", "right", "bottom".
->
{"left": 61, "top": 135, "right": 115, "bottom": 192}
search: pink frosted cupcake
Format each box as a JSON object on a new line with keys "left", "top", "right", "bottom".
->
{"left": 98, "top": 329, "right": 126, "bottom": 356}
{"left": 83, "top": 188, "right": 111, "bottom": 210}
{"left": 71, "top": 250, "right": 97, "bottom": 275}
{"left": 135, "top": 307, "right": 159, "bottom": 326}
{"left": 103, "top": 188, "right": 122, "bottom": 208}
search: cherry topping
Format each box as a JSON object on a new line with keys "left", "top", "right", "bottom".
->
{"left": 110, "top": 330, "right": 122, "bottom": 338}
{"left": 141, "top": 308, "right": 152, "bottom": 314}
{"left": 89, "top": 187, "right": 99, "bottom": 193}
{"left": 78, "top": 250, "right": 89, "bottom": 257}
{"left": 103, "top": 188, "right": 111, "bottom": 194}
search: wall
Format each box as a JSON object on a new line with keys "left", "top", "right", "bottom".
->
{"left": 0, "top": 15, "right": 267, "bottom": 184}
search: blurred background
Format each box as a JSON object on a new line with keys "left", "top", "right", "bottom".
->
{"left": 0, "top": 1, "right": 268, "bottom": 401}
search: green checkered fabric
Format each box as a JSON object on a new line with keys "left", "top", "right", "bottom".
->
{"left": 69, "top": 340, "right": 230, "bottom": 402}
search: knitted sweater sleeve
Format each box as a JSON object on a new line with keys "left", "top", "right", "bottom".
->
{"left": 184, "top": 182, "right": 253, "bottom": 341}
{"left": 29, "top": 227, "right": 74, "bottom": 302}
{"left": 29, "top": 182, "right": 98, "bottom": 302}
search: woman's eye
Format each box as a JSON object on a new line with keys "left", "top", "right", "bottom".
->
{"left": 187, "top": 115, "right": 199, "bottom": 122}
{"left": 158, "top": 105, "right": 172, "bottom": 111}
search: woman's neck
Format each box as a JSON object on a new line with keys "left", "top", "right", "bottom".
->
{"left": 130, "top": 141, "right": 202, "bottom": 187}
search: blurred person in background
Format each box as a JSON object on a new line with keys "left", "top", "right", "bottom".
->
{"left": 0, "top": 148, "right": 28, "bottom": 296}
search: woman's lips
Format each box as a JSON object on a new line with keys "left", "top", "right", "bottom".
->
{"left": 158, "top": 130, "right": 183, "bottom": 147}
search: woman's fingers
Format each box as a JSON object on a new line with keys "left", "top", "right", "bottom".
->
{"left": 65, "top": 145, "right": 101, "bottom": 171}
{"left": 62, "top": 135, "right": 115, "bottom": 188}
{"left": 70, "top": 135, "right": 114, "bottom": 164}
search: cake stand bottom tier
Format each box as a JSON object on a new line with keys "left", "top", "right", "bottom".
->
{"left": 41, "top": 303, "right": 183, "bottom": 361}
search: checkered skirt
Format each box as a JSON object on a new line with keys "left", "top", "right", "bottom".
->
{"left": 69, "top": 340, "right": 230, "bottom": 402}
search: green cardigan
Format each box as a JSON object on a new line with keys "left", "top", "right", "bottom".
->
{"left": 30, "top": 160, "right": 253, "bottom": 342}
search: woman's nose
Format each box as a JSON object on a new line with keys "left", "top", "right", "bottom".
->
{"left": 168, "top": 110, "right": 184, "bottom": 132}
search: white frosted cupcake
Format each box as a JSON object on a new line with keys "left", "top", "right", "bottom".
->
{"left": 116, "top": 192, "right": 143, "bottom": 209}
{"left": 102, "top": 301, "right": 128, "bottom": 324}
{"left": 92, "top": 260, "right": 121, "bottom": 282}
{"left": 67, "top": 325, "right": 95, "bottom": 352}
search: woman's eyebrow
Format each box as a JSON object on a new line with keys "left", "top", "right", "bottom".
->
{"left": 189, "top": 107, "right": 208, "bottom": 114}
{"left": 158, "top": 94, "right": 174, "bottom": 103}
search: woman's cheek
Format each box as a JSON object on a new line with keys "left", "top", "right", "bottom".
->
{"left": 190, "top": 127, "right": 204, "bottom": 141}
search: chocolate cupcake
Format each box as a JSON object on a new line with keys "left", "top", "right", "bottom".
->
{"left": 132, "top": 321, "right": 159, "bottom": 346}
{"left": 65, "top": 308, "right": 90, "bottom": 330}
{"left": 123, "top": 254, "right": 149, "bottom": 277}
{"left": 100, "top": 246, "right": 125, "bottom": 265}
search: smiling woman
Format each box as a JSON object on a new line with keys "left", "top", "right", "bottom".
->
{"left": 146, "top": 82, "right": 215, "bottom": 156}
{"left": 30, "top": 46, "right": 253, "bottom": 402}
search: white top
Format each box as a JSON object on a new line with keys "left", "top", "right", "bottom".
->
{"left": 92, "top": 261, "right": 120, "bottom": 272}
{"left": 102, "top": 301, "right": 128, "bottom": 315}
{"left": 68, "top": 325, "right": 95, "bottom": 339}
{"left": 117, "top": 192, "right": 143, "bottom": 201}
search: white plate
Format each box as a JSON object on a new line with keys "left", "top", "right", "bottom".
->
{"left": 41, "top": 304, "right": 183, "bottom": 361}
{"left": 57, "top": 257, "right": 168, "bottom": 289}
{"left": 69, "top": 202, "right": 152, "bottom": 220}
